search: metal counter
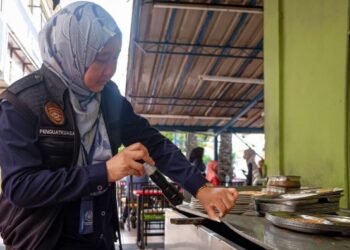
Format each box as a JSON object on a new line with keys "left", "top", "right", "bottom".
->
{"left": 165, "top": 209, "right": 243, "bottom": 250}
{"left": 169, "top": 205, "right": 350, "bottom": 250}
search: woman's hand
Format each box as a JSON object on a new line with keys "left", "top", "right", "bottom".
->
{"left": 106, "top": 142, "right": 155, "bottom": 182}
{"left": 196, "top": 186, "right": 239, "bottom": 222}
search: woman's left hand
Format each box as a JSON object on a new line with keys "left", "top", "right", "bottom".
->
{"left": 196, "top": 186, "right": 239, "bottom": 222}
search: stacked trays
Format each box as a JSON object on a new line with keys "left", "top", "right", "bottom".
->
{"left": 263, "top": 175, "right": 301, "bottom": 194}
{"left": 254, "top": 188, "right": 343, "bottom": 215}
{"left": 189, "top": 190, "right": 265, "bottom": 215}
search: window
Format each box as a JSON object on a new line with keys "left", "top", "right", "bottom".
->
{"left": 27, "top": 0, "right": 48, "bottom": 30}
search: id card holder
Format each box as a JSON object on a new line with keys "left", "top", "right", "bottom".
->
{"left": 79, "top": 196, "right": 94, "bottom": 234}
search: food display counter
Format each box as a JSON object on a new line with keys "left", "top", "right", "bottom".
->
{"left": 165, "top": 209, "right": 243, "bottom": 250}
{"left": 165, "top": 205, "right": 350, "bottom": 250}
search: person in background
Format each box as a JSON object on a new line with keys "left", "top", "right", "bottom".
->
{"left": 243, "top": 149, "right": 262, "bottom": 186}
{"left": 258, "top": 158, "right": 265, "bottom": 177}
{"left": 206, "top": 160, "right": 220, "bottom": 186}
{"left": 189, "top": 147, "right": 206, "bottom": 176}
{"left": 0, "top": 2, "right": 238, "bottom": 250}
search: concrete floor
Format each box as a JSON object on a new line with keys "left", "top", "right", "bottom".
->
{"left": 119, "top": 222, "right": 164, "bottom": 250}
{"left": 0, "top": 225, "right": 165, "bottom": 250}
{"left": 0, "top": 232, "right": 164, "bottom": 250}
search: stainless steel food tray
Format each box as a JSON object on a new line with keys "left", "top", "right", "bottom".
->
{"left": 266, "top": 211, "right": 350, "bottom": 235}
{"left": 259, "top": 202, "right": 339, "bottom": 214}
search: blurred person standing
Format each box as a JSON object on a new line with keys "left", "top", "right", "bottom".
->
{"left": 189, "top": 147, "right": 206, "bottom": 176}
{"left": 243, "top": 149, "right": 262, "bottom": 186}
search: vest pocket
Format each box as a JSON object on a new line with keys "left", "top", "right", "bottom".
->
{"left": 38, "top": 137, "right": 74, "bottom": 169}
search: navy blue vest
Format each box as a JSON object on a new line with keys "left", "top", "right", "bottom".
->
{"left": 0, "top": 67, "right": 123, "bottom": 249}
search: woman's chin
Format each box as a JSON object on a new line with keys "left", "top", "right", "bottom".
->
{"left": 90, "top": 82, "right": 108, "bottom": 93}
{"left": 90, "top": 85, "right": 105, "bottom": 93}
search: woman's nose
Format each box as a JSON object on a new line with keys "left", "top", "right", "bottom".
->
{"left": 104, "top": 60, "right": 117, "bottom": 77}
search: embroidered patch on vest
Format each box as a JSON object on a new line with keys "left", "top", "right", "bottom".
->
{"left": 44, "top": 101, "right": 65, "bottom": 125}
{"left": 39, "top": 128, "right": 74, "bottom": 137}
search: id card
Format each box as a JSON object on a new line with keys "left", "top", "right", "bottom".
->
{"left": 79, "top": 197, "right": 94, "bottom": 234}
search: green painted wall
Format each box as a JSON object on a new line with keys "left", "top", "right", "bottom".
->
{"left": 265, "top": 0, "right": 350, "bottom": 206}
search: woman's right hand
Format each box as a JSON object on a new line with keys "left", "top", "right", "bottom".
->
{"left": 106, "top": 142, "right": 155, "bottom": 182}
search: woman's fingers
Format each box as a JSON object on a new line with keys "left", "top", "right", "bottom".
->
{"left": 225, "top": 191, "right": 235, "bottom": 203}
{"left": 206, "top": 205, "right": 221, "bottom": 222}
{"left": 220, "top": 189, "right": 238, "bottom": 215}
{"left": 215, "top": 199, "right": 228, "bottom": 217}
{"left": 129, "top": 169, "right": 143, "bottom": 177}
{"left": 143, "top": 154, "right": 155, "bottom": 165}
{"left": 132, "top": 171, "right": 144, "bottom": 177}
{"left": 197, "top": 187, "right": 239, "bottom": 222}
{"left": 221, "top": 196, "right": 234, "bottom": 212}
{"left": 228, "top": 188, "right": 239, "bottom": 200}
{"left": 106, "top": 142, "right": 154, "bottom": 182}
{"left": 128, "top": 160, "right": 145, "bottom": 176}
{"left": 126, "top": 143, "right": 155, "bottom": 165}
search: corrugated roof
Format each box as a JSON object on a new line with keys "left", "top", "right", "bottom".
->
{"left": 126, "top": 0, "right": 264, "bottom": 134}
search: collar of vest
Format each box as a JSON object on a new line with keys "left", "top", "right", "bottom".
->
{"left": 41, "top": 65, "right": 68, "bottom": 108}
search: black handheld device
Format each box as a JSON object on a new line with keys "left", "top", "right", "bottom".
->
{"left": 143, "top": 163, "right": 184, "bottom": 206}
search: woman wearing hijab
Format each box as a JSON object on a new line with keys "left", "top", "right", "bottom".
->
{"left": 243, "top": 149, "right": 262, "bottom": 186}
{"left": 0, "top": 2, "right": 238, "bottom": 249}
{"left": 189, "top": 147, "right": 206, "bottom": 176}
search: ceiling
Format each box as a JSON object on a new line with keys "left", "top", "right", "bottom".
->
{"left": 126, "top": 0, "right": 264, "bottom": 134}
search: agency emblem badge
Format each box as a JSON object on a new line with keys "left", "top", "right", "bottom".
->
{"left": 45, "top": 101, "right": 65, "bottom": 125}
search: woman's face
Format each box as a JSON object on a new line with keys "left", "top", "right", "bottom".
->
{"left": 83, "top": 36, "right": 121, "bottom": 93}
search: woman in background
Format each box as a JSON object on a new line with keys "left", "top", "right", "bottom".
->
{"left": 243, "top": 149, "right": 262, "bottom": 186}
{"left": 189, "top": 147, "right": 206, "bottom": 176}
